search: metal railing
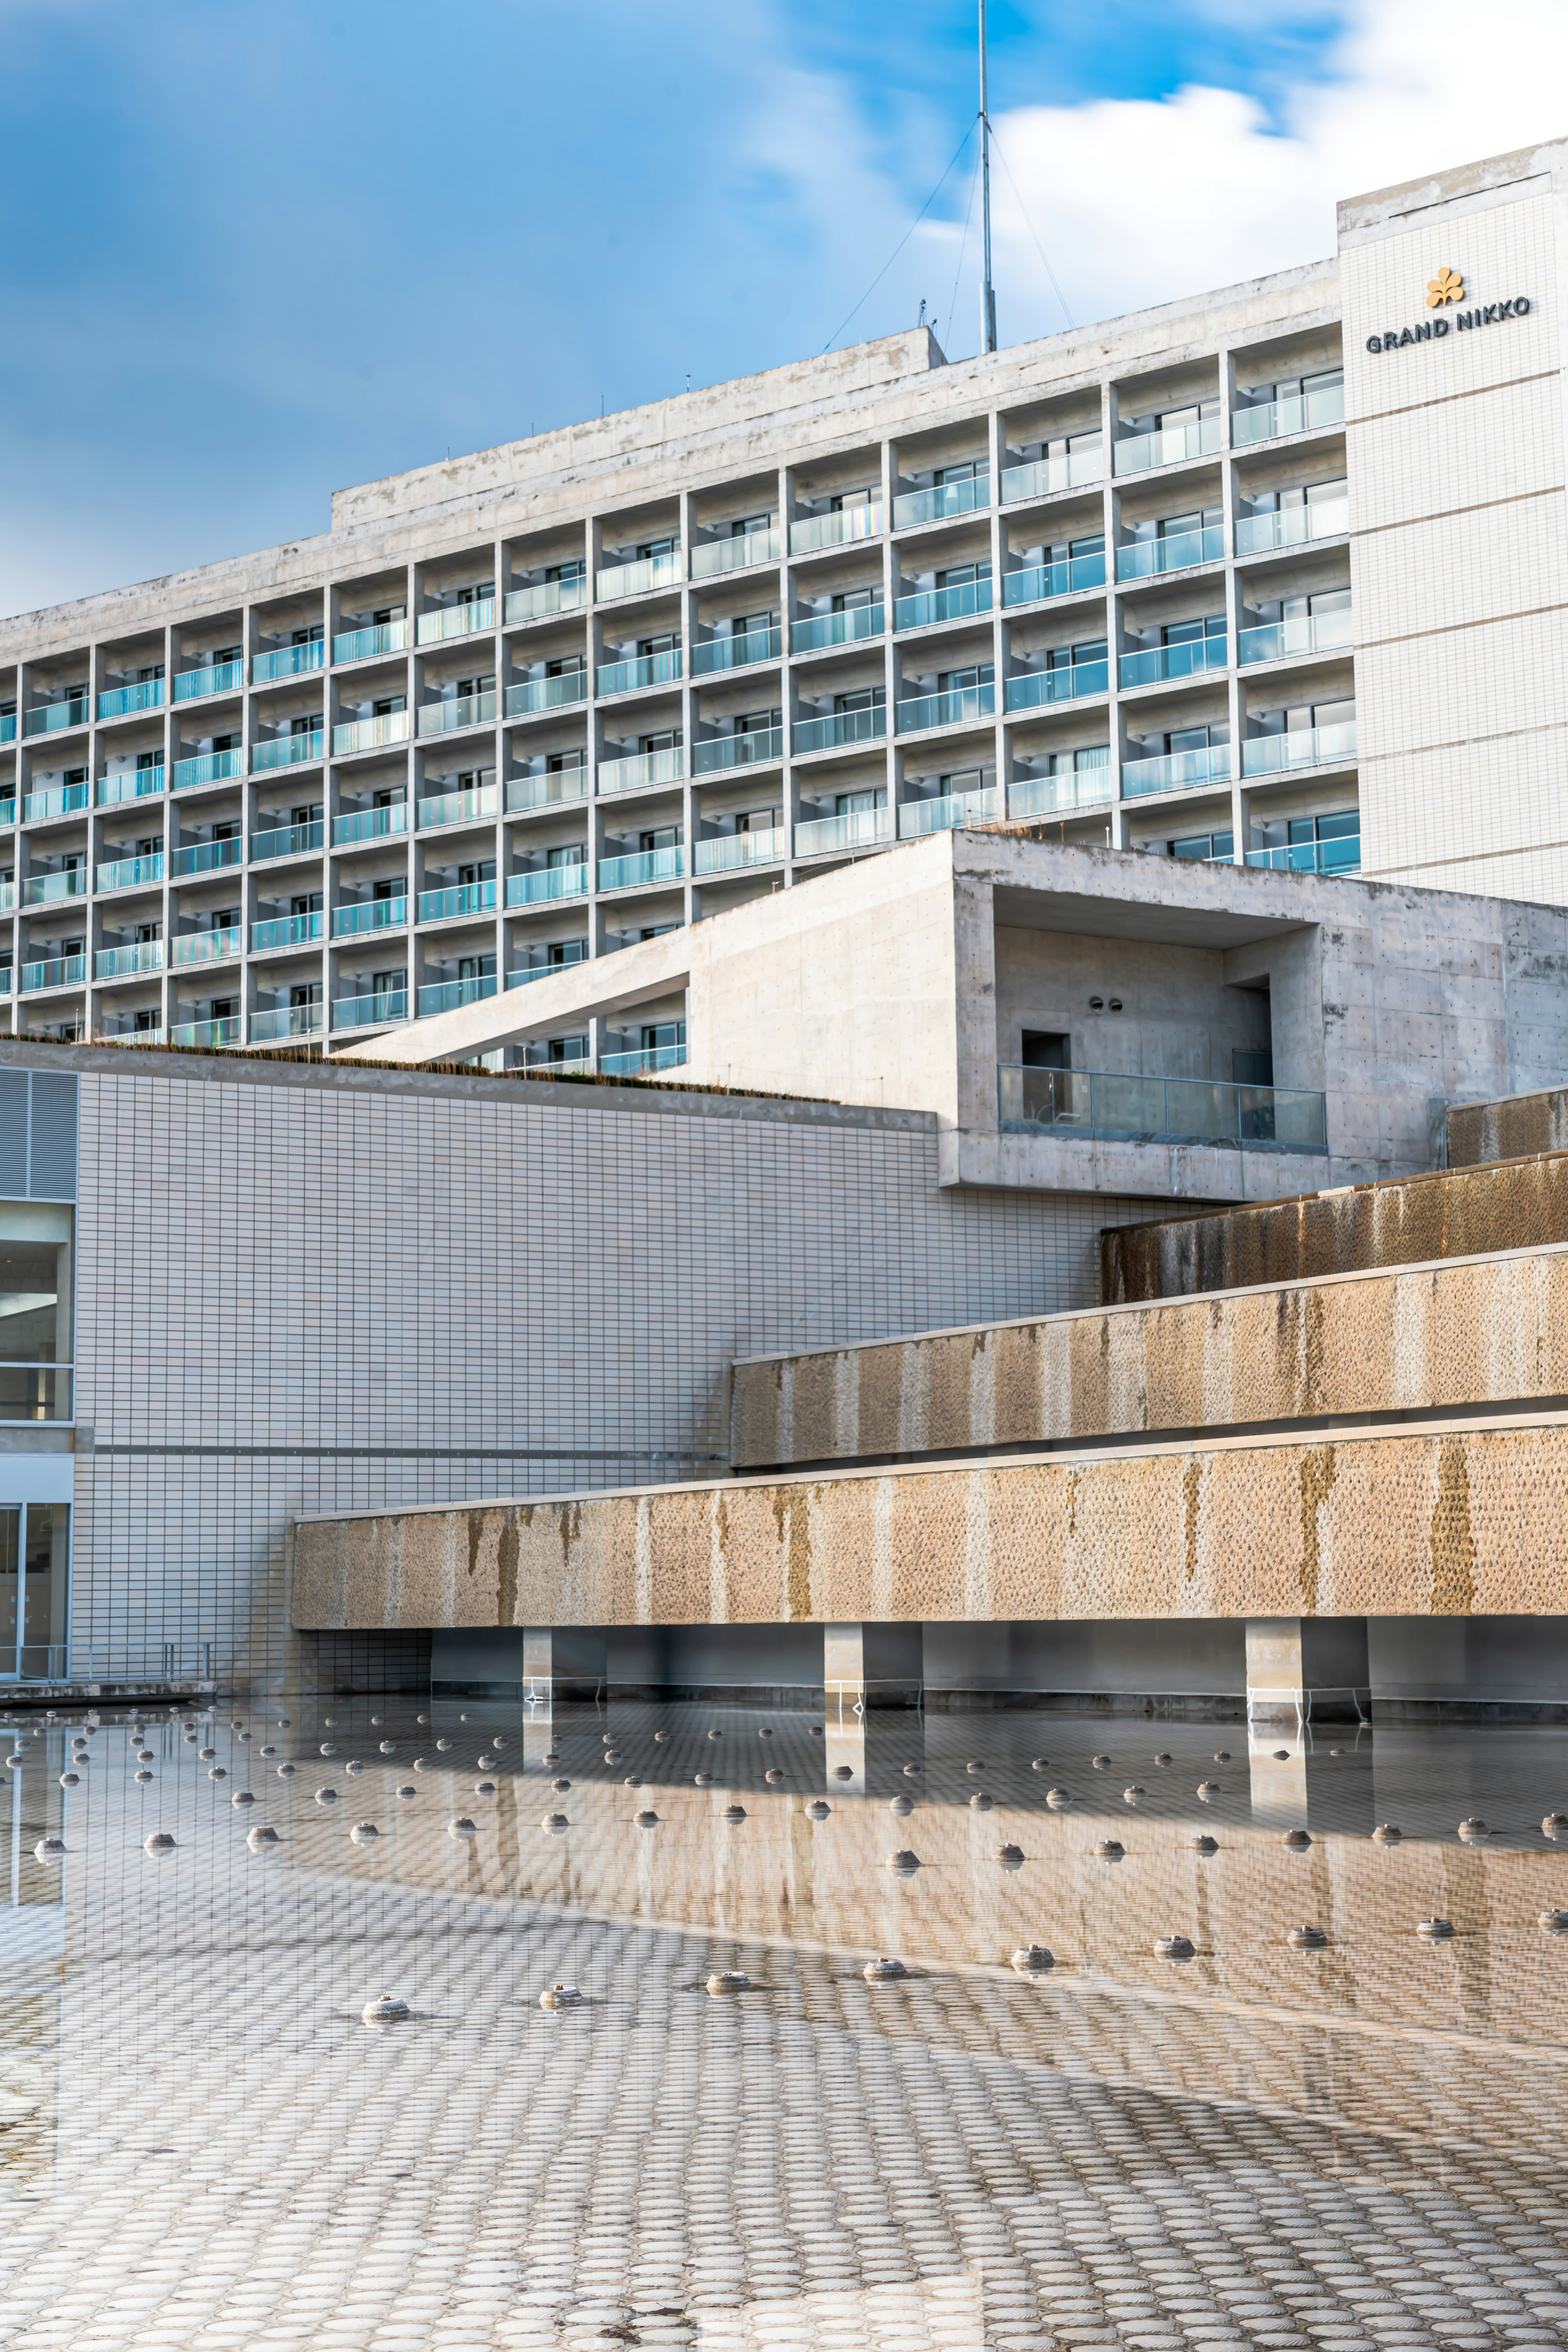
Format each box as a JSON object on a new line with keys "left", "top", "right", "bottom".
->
{"left": 506, "top": 672, "right": 588, "bottom": 715}
{"left": 1234, "top": 498, "right": 1350, "bottom": 555}
{"left": 252, "top": 641, "right": 324, "bottom": 684}
{"left": 252, "top": 912, "right": 325, "bottom": 951}
{"left": 690, "top": 528, "right": 780, "bottom": 578}
{"left": 893, "top": 474, "right": 989, "bottom": 527}
{"left": 789, "top": 504, "right": 882, "bottom": 555}
{"left": 333, "top": 802, "right": 407, "bottom": 844}
{"left": 334, "top": 620, "right": 409, "bottom": 663}
{"left": 332, "top": 898, "right": 407, "bottom": 937}
{"left": 789, "top": 604, "right": 884, "bottom": 653}
{"left": 1246, "top": 835, "right": 1361, "bottom": 875}
{"left": 418, "top": 880, "right": 497, "bottom": 922}
{"left": 172, "top": 837, "right": 244, "bottom": 877}
{"left": 793, "top": 706, "right": 885, "bottom": 754}
{"left": 506, "top": 769, "right": 588, "bottom": 814}
{"left": 1007, "top": 767, "right": 1113, "bottom": 819}
{"left": 1120, "top": 637, "right": 1228, "bottom": 688}
{"left": 98, "top": 678, "right": 165, "bottom": 719}
{"left": 24, "top": 782, "right": 90, "bottom": 822}
{"left": 174, "top": 660, "right": 244, "bottom": 702}
{"left": 1003, "top": 552, "right": 1105, "bottom": 607}
{"left": 1238, "top": 607, "right": 1354, "bottom": 666}
{"left": 597, "top": 746, "right": 684, "bottom": 796}
{"left": 174, "top": 749, "right": 243, "bottom": 790}
{"left": 334, "top": 710, "right": 409, "bottom": 755}
{"left": 897, "top": 682, "right": 995, "bottom": 733}
{"left": 692, "top": 626, "right": 782, "bottom": 674}
{"left": 1113, "top": 415, "right": 1223, "bottom": 474}
{"left": 94, "top": 940, "right": 165, "bottom": 978}
{"left": 333, "top": 990, "right": 408, "bottom": 1028}
{"left": 418, "top": 976, "right": 498, "bottom": 1016}
{"left": 597, "top": 550, "right": 681, "bottom": 600}
{"left": 1116, "top": 524, "right": 1225, "bottom": 581}
{"left": 252, "top": 730, "right": 325, "bottom": 771}
{"left": 1231, "top": 383, "right": 1345, "bottom": 446}
{"left": 1241, "top": 720, "right": 1358, "bottom": 778}
{"left": 250, "top": 1002, "right": 324, "bottom": 1041}
{"left": 999, "top": 445, "right": 1103, "bottom": 502}
{"left": 419, "top": 783, "right": 499, "bottom": 830}
{"left": 898, "top": 784, "right": 1000, "bottom": 837}
{"left": 416, "top": 597, "right": 495, "bottom": 646}
{"left": 998, "top": 1062, "right": 1328, "bottom": 1152}
{"left": 97, "top": 767, "right": 166, "bottom": 806}
{"left": 694, "top": 827, "right": 788, "bottom": 875}
{"left": 599, "top": 846, "right": 685, "bottom": 891}
{"left": 505, "top": 575, "right": 588, "bottom": 624}
{"left": 418, "top": 690, "right": 497, "bottom": 737}
{"left": 895, "top": 578, "right": 992, "bottom": 630}
{"left": 694, "top": 727, "right": 783, "bottom": 776}
{"left": 173, "top": 926, "right": 243, "bottom": 967}
{"left": 1120, "top": 744, "right": 1232, "bottom": 797}
{"left": 506, "top": 863, "right": 589, "bottom": 906}
{"left": 597, "top": 649, "right": 682, "bottom": 697}
{"left": 1004, "top": 662, "right": 1108, "bottom": 712}
{"left": 251, "top": 820, "right": 323, "bottom": 862}
{"left": 794, "top": 806, "right": 891, "bottom": 858}
{"left": 24, "top": 696, "right": 89, "bottom": 735}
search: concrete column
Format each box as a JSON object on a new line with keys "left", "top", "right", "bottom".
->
{"left": 1245, "top": 1617, "right": 1369, "bottom": 1722}
{"left": 522, "top": 1625, "right": 607, "bottom": 1699}
{"left": 823, "top": 1621, "right": 925, "bottom": 1793}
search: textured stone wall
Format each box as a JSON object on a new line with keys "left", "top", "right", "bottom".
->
{"left": 293, "top": 1417, "right": 1568, "bottom": 1629}
{"left": 1448, "top": 1086, "right": 1568, "bottom": 1169}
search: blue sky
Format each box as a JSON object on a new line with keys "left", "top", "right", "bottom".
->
{"left": 0, "top": 0, "right": 1552, "bottom": 615}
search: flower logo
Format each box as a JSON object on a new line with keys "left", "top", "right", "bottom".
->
{"left": 1427, "top": 267, "right": 1465, "bottom": 308}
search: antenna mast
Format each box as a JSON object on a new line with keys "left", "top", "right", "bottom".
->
{"left": 978, "top": 0, "right": 997, "bottom": 352}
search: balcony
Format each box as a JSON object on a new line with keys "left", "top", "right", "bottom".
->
{"left": 417, "top": 976, "right": 498, "bottom": 1016}
{"left": 507, "top": 863, "right": 589, "bottom": 907}
{"left": 332, "top": 898, "right": 408, "bottom": 938}
{"left": 174, "top": 661, "right": 244, "bottom": 703}
{"left": 895, "top": 578, "right": 993, "bottom": 630}
{"left": 897, "top": 682, "right": 996, "bottom": 733}
{"left": 253, "top": 641, "right": 325, "bottom": 684}
{"left": 1235, "top": 499, "right": 1350, "bottom": 555}
{"left": 694, "top": 827, "right": 787, "bottom": 875}
{"left": 173, "top": 837, "right": 244, "bottom": 878}
{"left": 1247, "top": 834, "right": 1361, "bottom": 876}
{"left": 23, "top": 870, "right": 87, "bottom": 907}
{"left": 173, "top": 926, "right": 242, "bottom": 967}
{"left": 1120, "top": 637, "right": 1228, "bottom": 688}
{"left": 1241, "top": 720, "right": 1358, "bottom": 778}
{"left": 416, "top": 598, "right": 496, "bottom": 646}
{"left": 509, "top": 944, "right": 589, "bottom": 985}
{"left": 94, "top": 941, "right": 164, "bottom": 979}
{"left": 893, "top": 475, "right": 989, "bottom": 528}
{"left": 23, "top": 782, "right": 90, "bottom": 822}
{"left": 694, "top": 727, "right": 783, "bottom": 777}
{"left": 0, "top": 798, "right": 15, "bottom": 828}
{"left": 1116, "top": 524, "right": 1225, "bottom": 582}
{"left": 0, "top": 882, "right": 15, "bottom": 911}
{"left": 334, "top": 711, "right": 410, "bottom": 756}
{"left": 97, "top": 856, "right": 165, "bottom": 889}
{"left": 252, "top": 730, "right": 325, "bottom": 773}
{"left": 174, "top": 748, "right": 243, "bottom": 791}
{"left": 418, "top": 690, "right": 497, "bottom": 738}
{"left": 998, "top": 1063, "right": 1327, "bottom": 1152}
{"left": 1007, "top": 767, "right": 1114, "bottom": 819}
{"left": 333, "top": 990, "right": 409, "bottom": 1028}
{"left": 1120, "top": 744, "right": 1233, "bottom": 798}
{"left": 597, "top": 550, "right": 681, "bottom": 601}
{"left": 597, "top": 649, "right": 682, "bottom": 697}
{"left": 690, "top": 527, "right": 781, "bottom": 579}
{"left": 98, "top": 678, "right": 165, "bottom": 720}
{"left": 1002, "top": 552, "right": 1105, "bottom": 608}
{"left": 251, "top": 820, "right": 323, "bottom": 862}
{"left": 898, "top": 784, "right": 1000, "bottom": 837}
{"left": 691, "top": 626, "right": 782, "bottom": 675}
{"left": 505, "top": 576, "right": 588, "bottom": 624}
{"left": 1113, "top": 416, "right": 1222, "bottom": 475}
{"left": 789, "top": 505, "right": 882, "bottom": 555}
{"left": 251, "top": 1003, "right": 325, "bottom": 1041}
{"left": 789, "top": 605, "right": 884, "bottom": 654}
{"left": 334, "top": 620, "right": 409, "bottom": 664}
{"left": 418, "top": 880, "right": 498, "bottom": 923}
{"left": 999, "top": 445, "right": 1104, "bottom": 503}
{"left": 506, "top": 769, "right": 588, "bottom": 814}
{"left": 419, "top": 782, "right": 499, "bottom": 830}
{"left": 599, "top": 846, "right": 685, "bottom": 892}
{"left": 20, "top": 954, "right": 85, "bottom": 993}
{"left": 1232, "top": 383, "right": 1345, "bottom": 447}
{"left": 0, "top": 714, "right": 13, "bottom": 744}
{"left": 601, "top": 1043, "right": 688, "bottom": 1078}
{"left": 252, "top": 912, "right": 325, "bottom": 951}
{"left": 334, "top": 802, "right": 408, "bottom": 845}
{"left": 23, "top": 696, "right": 89, "bottom": 737}
{"left": 597, "top": 746, "right": 684, "bottom": 797}
{"left": 97, "top": 767, "right": 166, "bottom": 806}
{"left": 793, "top": 706, "right": 885, "bottom": 755}
{"left": 795, "top": 806, "right": 892, "bottom": 858}
{"left": 506, "top": 673, "right": 588, "bottom": 716}
{"left": 1003, "top": 662, "right": 1108, "bottom": 713}
{"left": 172, "top": 1016, "right": 243, "bottom": 1049}
{"left": 1238, "top": 607, "right": 1354, "bottom": 666}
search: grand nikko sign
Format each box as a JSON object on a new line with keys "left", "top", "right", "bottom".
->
{"left": 1366, "top": 268, "right": 1531, "bottom": 353}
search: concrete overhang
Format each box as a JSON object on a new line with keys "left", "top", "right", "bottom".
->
{"left": 990, "top": 881, "right": 1310, "bottom": 950}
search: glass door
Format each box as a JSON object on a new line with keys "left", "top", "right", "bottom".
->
{"left": 0, "top": 1504, "right": 68, "bottom": 1681}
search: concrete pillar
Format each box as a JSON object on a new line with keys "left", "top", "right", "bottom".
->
{"left": 1245, "top": 1617, "right": 1369, "bottom": 1723}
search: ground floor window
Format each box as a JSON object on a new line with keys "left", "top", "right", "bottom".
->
{"left": 0, "top": 1503, "right": 69, "bottom": 1680}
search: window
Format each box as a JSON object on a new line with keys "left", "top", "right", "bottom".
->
{"left": 635, "top": 538, "right": 675, "bottom": 562}
{"left": 288, "top": 714, "right": 321, "bottom": 738}
{"left": 1041, "top": 430, "right": 1100, "bottom": 459}
{"left": 456, "top": 956, "right": 495, "bottom": 982}
{"left": 290, "top": 893, "right": 323, "bottom": 917}
{"left": 133, "top": 922, "right": 161, "bottom": 945}
{"left": 0, "top": 1205, "right": 73, "bottom": 1427}
{"left": 290, "top": 625, "right": 325, "bottom": 645}
{"left": 834, "top": 791, "right": 878, "bottom": 817}
{"left": 0, "top": 1502, "right": 71, "bottom": 1679}
{"left": 456, "top": 861, "right": 495, "bottom": 887}
{"left": 1046, "top": 745, "right": 1111, "bottom": 777}
{"left": 834, "top": 687, "right": 884, "bottom": 713}
{"left": 831, "top": 588, "right": 877, "bottom": 613}
{"left": 545, "top": 563, "right": 585, "bottom": 586}
{"left": 734, "top": 708, "right": 781, "bottom": 736}
{"left": 935, "top": 459, "right": 983, "bottom": 485}
{"left": 729, "top": 514, "right": 772, "bottom": 537}
{"left": 638, "top": 730, "right": 680, "bottom": 754}
{"left": 934, "top": 562, "right": 991, "bottom": 588}
{"left": 287, "top": 807, "right": 318, "bottom": 830}
{"left": 638, "top": 827, "right": 679, "bottom": 853}
{"left": 1159, "top": 615, "right": 1225, "bottom": 648}
{"left": 1233, "top": 1048, "right": 1274, "bottom": 1086}
{"left": 372, "top": 878, "right": 401, "bottom": 902}
{"left": 136, "top": 750, "right": 160, "bottom": 771}
{"left": 636, "top": 633, "right": 679, "bottom": 659}
{"left": 729, "top": 610, "right": 775, "bottom": 639}
{"left": 371, "top": 695, "right": 406, "bottom": 719}
{"left": 132, "top": 1008, "right": 160, "bottom": 1032}
{"left": 1046, "top": 641, "right": 1106, "bottom": 671}
{"left": 289, "top": 982, "right": 324, "bottom": 1008}
{"left": 371, "top": 605, "right": 407, "bottom": 626}
{"left": 546, "top": 655, "right": 587, "bottom": 678}
{"left": 828, "top": 488, "right": 873, "bottom": 512}
{"left": 456, "top": 584, "right": 493, "bottom": 606}
{"left": 1021, "top": 1032, "right": 1069, "bottom": 1069}
{"left": 1168, "top": 831, "right": 1234, "bottom": 862}
{"left": 937, "top": 664, "right": 993, "bottom": 693}
{"left": 547, "top": 844, "right": 586, "bottom": 869}
{"left": 371, "top": 969, "right": 406, "bottom": 996}
{"left": 734, "top": 807, "right": 782, "bottom": 833}
{"left": 639, "top": 1021, "right": 685, "bottom": 1051}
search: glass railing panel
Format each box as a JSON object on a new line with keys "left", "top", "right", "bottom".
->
{"left": 793, "top": 707, "right": 886, "bottom": 755}
{"left": 597, "top": 846, "right": 686, "bottom": 891}
{"left": 0, "top": 800, "right": 16, "bottom": 829}
{"left": 596, "top": 551, "right": 682, "bottom": 600}
{"left": 896, "top": 682, "right": 996, "bottom": 733}
{"left": 1002, "top": 553, "right": 1105, "bottom": 608}
{"left": 418, "top": 880, "right": 498, "bottom": 922}
{"left": 596, "top": 746, "right": 685, "bottom": 796}
{"left": 0, "top": 715, "right": 14, "bottom": 744}
{"left": 417, "top": 692, "right": 498, "bottom": 737}
{"left": 97, "top": 767, "right": 166, "bottom": 806}
{"left": 894, "top": 578, "right": 993, "bottom": 630}
{"left": 597, "top": 650, "right": 683, "bottom": 697}
{"left": 23, "top": 697, "right": 89, "bottom": 736}
{"left": 601, "top": 1043, "right": 688, "bottom": 1077}
{"left": 23, "top": 782, "right": 91, "bottom": 822}
{"left": 250, "top": 1003, "right": 325, "bottom": 1040}
{"left": 694, "top": 827, "right": 788, "bottom": 875}
{"left": 1234, "top": 500, "right": 1350, "bottom": 555}
{"left": 999, "top": 446, "right": 1104, "bottom": 503}
{"left": 1004, "top": 664, "right": 1109, "bottom": 713}
{"left": 20, "top": 953, "right": 87, "bottom": 993}
{"left": 508, "top": 946, "right": 589, "bottom": 987}
{"left": 1246, "top": 835, "right": 1362, "bottom": 875}
{"left": 417, "top": 976, "right": 499, "bottom": 1016}
{"left": 1120, "top": 744, "right": 1232, "bottom": 797}
{"left": 1230, "top": 384, "right": 1345, "bottom": 446}
{"left": 692, "top": 627, "right": 783, "bottom": 674}
{"left": 1113, "top": 415, "right": 1223, "bottom": 475}
{"left": 506, "top": 769, "right": 588, "bottom": 814}
{"left": 251, "top": 731, "right": 325, "bottom": 772}
{"left": 94, "top": 941, "right": 165, "bottom": 979}
{"left": 173, "top": 749, "right": 243, "bottom": 791}
{"left": 334, "top": 620, "right": 410, "bottom": 664}
{"left": 898, "top": 786, "right": 1000, "bottom": 837}
{"left": 252, "top": 641, "right": 325, "bottom": 684}
{"left": 23, "top": 870, "right": 87, "bottom": 906}
{"left": 415, "top": 599, "right": 496, "bottom": 646}
{"left": 0, "top": 883, "right": 15, "bottom": 911}
{"left": 333, "top": 711, "right": 410, "bottom": 755}
{"left": 506, "top": 673, "right": 588, "bottom": 716}
{"left": 997, "top": 1063, "right": 1327, "bottom": 1151}
{"left": 1119, "top": 638, "right": 1228, "bottom": 688}
{"left": 1241, "top": 720, "right": 1358, "bottom": 778}
{"left": 788, "top": 505, "right": 882, "bottom": 555}
{"left": 331, "top": 898, "right": 408, "bottom": 937}
{"left": 793, "top": 807, "right": 892, "bottom": 858}
{"left": 173, "top": 661, "right": 244, "bottom": 702}
{"left": 1007, "top": 767, "right": 1114, "bottom": 819}
{"left": 788, "top": 606, "right": 884, "bottom": 654}
{"left": 504, "top": 576, "right": 588, "bottom": 624}
{"left": 171, "top": 1016, "right": 243, "bottom": 1049}
{"left": 505, "top": 864, "right": 589, "bottom": 906}
{"left": 893, "top": 475, "right": 990, "bottom": 528}
{"left": 690, "top": 529, "right": 781, "bottom": 579}
{"left": 332, "top": 802, "right": 408, "bottom": 844}
{"left": 693, "top": 728, "right": 784, "bottom": 777}
{"left": 172, "top": 926, "right": 243, "bottom": 967}
{"left": 1115, "top": 525, "right": 1225, "bottom": 581}
{"left": 98, "top": 679, "right": 165, "bottom": 719}
{"left": 332, "top": 990, "right": 410, "bottom": 1028}
{"left": 252, "top": 912, "right": 325, "bottom": 951}
{"left": 172, "top": 837, "right": 245, "bottom": 877}
{"left": 418, "top": 784, "right": 499, "bottom": 830}
{"left": 249, "top": 821, "right": 322, "bottom": 862}
{"left": 1238, "top": 608, "right": 1354, "bottom": 666}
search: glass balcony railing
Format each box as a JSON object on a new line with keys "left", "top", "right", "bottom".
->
{"left": 1120, "top": 744, "right": 1233, "bottom": 797}
{"left": 1241, "top": 720, "right": 1358, "bottom": 778}
{"left": 1238, "top": 608, "right": 1354, "bottom": 665}
{"left": 690, "top": 528, "right": 780, "bottom": 579}
{"left": 893, "top": 474, "right": 989, "bottom": 528}
{"left": 251, "top": 1003, "right": 325, "bottom": 1040}
{"left": 250, "top": 820, "right": 323, "bottom": 862}
{"left": 418, "top": 880, "right": 497, "bottom": 922}
{"left": 98, "top": 852, "right": 165, "bottom": 893}
{"left": 793, "top": 706, "right": 885, "bottom": 754}
{"left": 789, "top": 604, "right": 884, "bottom": 654}
{"left": 416, "top": 598, "right": 496, "bottom": 646}
{"left": 334, "top": 620, "right": 409, "bottom": 664}
{"left": 417, "top": 976, "right": 498, "bottom": 1016}
{"left": 509, "top": 945, "right": 589, "bottom": 986}
{"left": 334, "top": 711, "right": 409, "bottom": 755}
{"left": 252, "top": 641, "right": 324, "bottom": 684}
{"left": 419, "top": 783, "right": 499, "bottom": 830}
{"left": 252, "top": 731, "right": 325, "bottom": 772}
{"left": 597, "top": 649, "right": 682, "bottom": 697}
{"left": 789, "top": 504, "right": 882, "bottom": 555}
{"left": 693, "top": 727, "right": 783, "bottom": 776}
{"left": 1007, "top": 766, "right": 1114, "bottom": 819}
{"left": 23, "top": 782, "right": 90, "bottom": 822}
{"left": 97, "top": 766, "right": 166, "bottom": 806}
{"left": 597, "top": 550, "right": 682, "bottom": 600}
{"left": 1231, "top": 383, "right": 1345, "bottom": 446}
{"left": 23, "top": 696, "right": 89, "bottom": 736}
{"left": 98, "top": 678, "right": 165, "bottom": 719}
{"left": 1234, "top": 499, "right": 1350, "bottom": 555}
{"left": 506, "top": 863, "right": 589, "bottom": 907}
{"left": 1116, "top": 525, "right": 1225, "bottom": 582}
{"left": 0, "top": 799, "right": 17, "bottom": 829}
{"left": 0, "top": 714, "right": 13, "bottom": 744}
{"left": 252, "top": 912, "right": 325, "bottom": 951}
{"left": 1113, "top": 416, "right": 1223, "bottom": 475}
{"left": 1002, "top": 552, "right": 1105, "bottom": 608}
{"left": 332, "top": 898, "right": 408, "bottom": 937}
{"left": 601, "top": 1043, "right": 688, "bottom": 1078}
{"left": 506, "top": 672, "right": 588, "bottom": 716}
{"left": 174, "top": 661, "right": 244, "bottom": 703}
{"left": 1120, "top": 637, "right": 1228, "bottom": 688}
{"left": 172, "top": 926, "right": 243, "bottom": 967}
{"left": 172, "top": 837, "right": 244, "bottom": 878}
{"left": 1004, "top": 663, "right": 1108, "bottom": 713}
{"left": 998, "top": 1063, "right": 1328, "bottom": 1152}
{"left": 794, "top": 806, "right": 892, "bottom": 858}
{"left": 20, "top": 954, "right": 86, "bottom": 993}
{"left": 694, "top": 827, "right": 788, "bottom": 875}
{"left": 897, "top": 682, "right": 996, "bottom": 733}
{"left": 23, "top": 870, "right": 87, "bottom": 906}
{"left": 0, "top": 881, "right": 14, "bottom": 910}
{"left": 173, "top": 749, "right": 243, "bottom": 791}
{"left": 597, "top": 746, "right": 684, "bottom": 796}
{"left": 898, "top": 784, "right": 1000, "bottom": 837}
{"left": 418, "top": 691, "right": 497, "bottom": 737}
{"left": 999, "top": 445, "right": 1104, "bottom": 503}
{"left": 598, "top": 846, "right": 685, "bottom": 892}
{"left": 895, "top": 578, "right": 993, "bottom": 630}
{"left": 1246, "top": 834, "right": 1362, "bottom": 876}
{"left": 332, "top": 990, "right": 409, "bottom": 1029}
{"left": 692, "top": 626, "right": 782, "bottom": 675}
{"left": 505, "top": 575, "right": 588, "bottom": 624}
{"left": 172, "top": 1016, "right": 243, "bottom": 1049}
{"left": 506, "top": 769, "right": 588, "bottom": 814}
{"left": 333, "top": 802, "right": 408, "bottom": 845}
{"left": 94, "top": 940, "right": 165, "bottom": 979}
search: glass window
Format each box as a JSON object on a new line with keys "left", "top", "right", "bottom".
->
{"left": 0, "top": 1503, "right": 70, "bottom": 1680}
{"left": 0, "top": 1205, "right": 72, "bottom": 1421}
